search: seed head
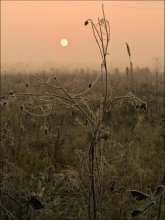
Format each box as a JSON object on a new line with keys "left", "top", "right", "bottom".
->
{"left": 84, "top": 20, "right": 89, "bottom": 26}
{"left": 110, "top": 181, "right": 115, "bottom": 192}
{"left": 126, "top": 42, "right": 131, "bottom": 57}
{"left": 20, "top": 105, "right": 24, "bottom": 110}
{"left": 153, "top": 185, "right": 165, "bottom": 198}
{"left": 44, "top": 126, "right": 49, "bottom": 135}
{"left": 135, "top": 104, "right": 139, "bottom": 109}
{"left": 140, "top": 102, "right": 147, "bottom": 112}
{"left": 8, "top": 91, "right": 14, "bottom": 95}
{"left": 100, "top": 130, "right": 109, "bottom": 141}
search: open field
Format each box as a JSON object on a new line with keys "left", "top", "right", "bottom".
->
{"left": 0, "top": 66, "right": 164, "bottom": 220}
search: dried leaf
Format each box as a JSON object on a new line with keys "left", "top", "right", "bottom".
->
{"left": 129, "top": 190, "right": 149, "bottom": 201}
{"left": 131, "top": 209, "right": 143, "bottom": 217}
{"left": 29, "top": 196, "right": 44, "bottom": 210}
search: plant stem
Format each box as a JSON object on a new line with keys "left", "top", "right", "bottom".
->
{"left": 157, "top": 173, "right": 165, "bottom": 220}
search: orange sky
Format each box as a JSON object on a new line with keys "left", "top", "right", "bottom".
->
{"left": 1, "top": 1, "right": 164, "bottom": 70}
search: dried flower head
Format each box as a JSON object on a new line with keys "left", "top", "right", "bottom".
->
{"left": 44, "top": 126, "right": 49, "bottom": 135}
{"left": 110, "top": 180, "right": 115, "bottom": 192}
{"left": 135, "top": 104, "right": 140, "bottom": 109}
{"left": 153, "top": 185, "right": 165, "bottom": 198}
{"left": 140, "top": 102, "right": 147, "bottom": 112}
{"left": 8, "top": 91, "right": 15, "bottom": 95}
{"left": 99, "top": 130, "right": 109, "bottom": 141}
{"left": 84, "top": 20, "right": 89, "bottom": 26}
{"left": 20, "top": 105, "right": 24, "bottom": 110}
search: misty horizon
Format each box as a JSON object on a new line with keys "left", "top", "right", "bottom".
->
{"left": 1, "top": 60, "right": 164, "bottom": 75}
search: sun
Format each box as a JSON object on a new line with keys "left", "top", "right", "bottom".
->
{"left": 60, "top": 38, "right": 68, "bottom": 47}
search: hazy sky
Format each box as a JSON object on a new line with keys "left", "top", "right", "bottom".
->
{"left": 1, "top": 1, "right": 164, "bottom": 70}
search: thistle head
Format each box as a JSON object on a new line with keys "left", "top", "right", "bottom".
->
{"left": 84, "top": 20, "right": 89, "bottom": 26}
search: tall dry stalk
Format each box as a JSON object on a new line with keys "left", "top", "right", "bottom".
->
{"left": 84, "top": 5, "right": 110, "bottom": 219}
{"left": 126, "top": 42, "right": 134, "bottom": 91}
